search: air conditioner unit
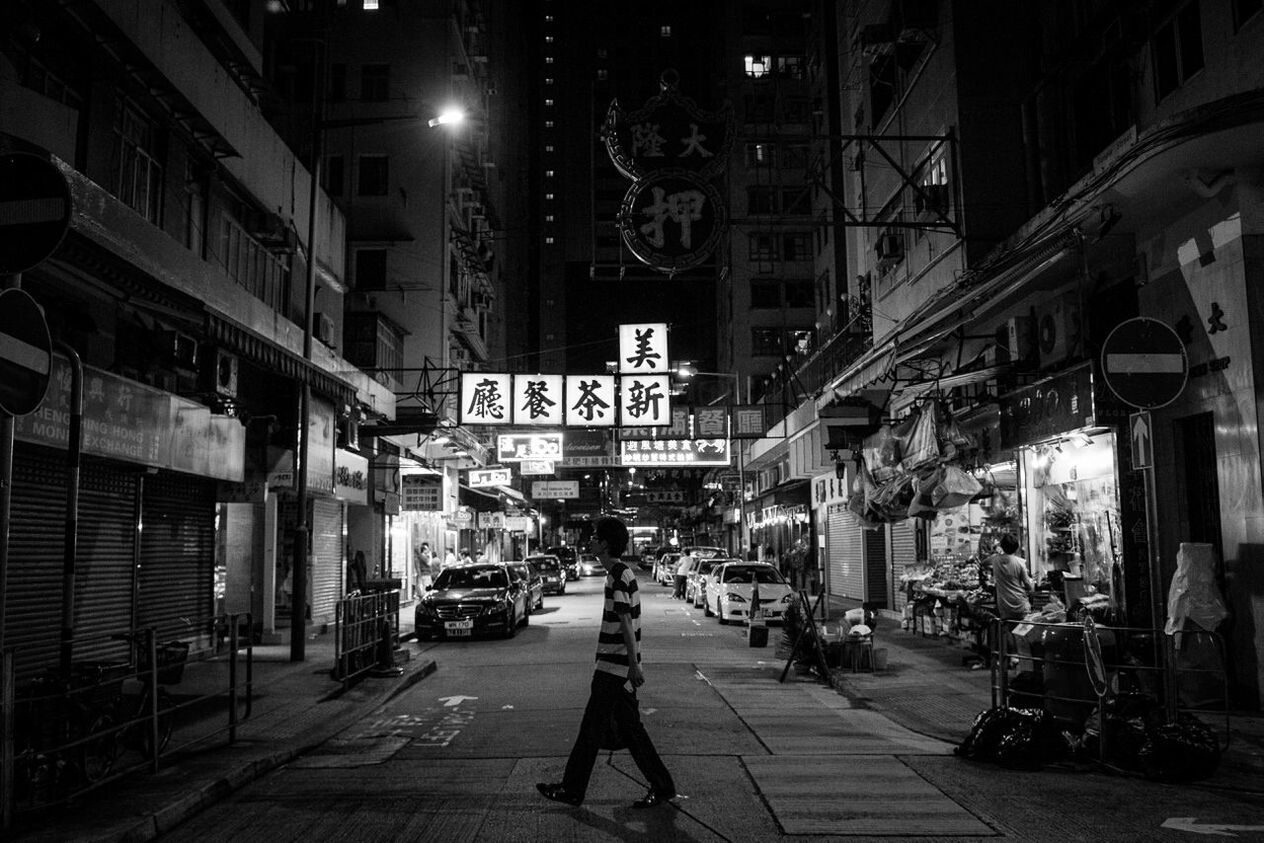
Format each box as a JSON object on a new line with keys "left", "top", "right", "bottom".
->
{"left": 875, "top": 232, "right": 904, "bottom": 261}
{"left": 1035, "top": 295, "right": 1081, "bottom": 369}
{"left": 199, "top": 347, "right": 239, "bottom": 398}
{"left": 315, "top": 313, "right": 336, "bottom": 347}
{"left": 1002, "top": 313, "right": 1036, "bottom": 366}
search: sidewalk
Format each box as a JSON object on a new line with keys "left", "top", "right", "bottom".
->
{"left": 822, "top": 608, "right": 1264, "bottom": 788}
{"left": 8, "top": 626, "right": 436, "bottom": 843}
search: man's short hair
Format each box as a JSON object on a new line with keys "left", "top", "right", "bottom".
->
{"left": 594, "top": 516, "right": 630, "bottom": 557}
{"left": 999, "top": 533, "right": 1020, "bottom": 554}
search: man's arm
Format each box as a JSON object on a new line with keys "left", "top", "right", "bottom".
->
{"left": 617, "top": 611, "right": 643, "bottom": 687}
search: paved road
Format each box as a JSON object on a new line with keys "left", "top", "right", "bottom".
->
{"left": 164, "top": 568, "right": 1264, "bottom": 842}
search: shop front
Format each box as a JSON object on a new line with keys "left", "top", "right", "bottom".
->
{"left": 747, "top": 483, "right": 814, "bottom": 591}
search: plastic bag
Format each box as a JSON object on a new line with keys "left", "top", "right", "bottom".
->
{"left": 1164, "top": 542, "right": 1229, "bottom": 635}
{"left": 936, "top": 403, "right": 975, "bottom": 461}
{"left": 1138, "top": 714, "right": 1221, "bottom": 782}
{"left": 900, "top": 403, "right": 941, "bottom": 471}
{"left": 873, "top": 474, "right": 915, "bottom": 521}
{"left": 908, "top": 467, "right": 942, "bottom": 519}
{"left": 931, "top": 465, "right": 983, "bottom": 509}
{"left": 955, "top": 706, "right": 1066, "bottom": 767}
{"left": 862, "top": 426, "right": 902, "bottom": 483}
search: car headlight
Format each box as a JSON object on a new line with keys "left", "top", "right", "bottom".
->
{"left": 417, "top": 602, "right": 436, "bottom": 618}
{"left": 726, "top": 593, "right": 747, "bottom": 603}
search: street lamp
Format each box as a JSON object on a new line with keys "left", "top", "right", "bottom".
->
{"left": 676, "top": 364, "right": 749, "bottom": 557}
{"left": 428, "top": 106, "right": 466, "bottom": 128}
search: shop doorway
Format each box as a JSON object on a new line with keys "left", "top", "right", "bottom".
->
{"left": 1178, "top": 412, "right": 1224, "bottom": 576}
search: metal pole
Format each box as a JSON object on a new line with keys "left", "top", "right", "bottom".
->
{"left": 293, "top": 40, "right": 326, "bottom": 662}
{"left": 735, "top": 371, "right": 748, "bottom": 559}
{"left": 56, "top": 343, "right": 82, "bottom": 675}
{"left": 0, "top": 272, "right": 19, "bottom": 660}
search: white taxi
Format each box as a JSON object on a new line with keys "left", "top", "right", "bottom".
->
{"left": 708, "top": 562, "right": 793, "bottom": 625}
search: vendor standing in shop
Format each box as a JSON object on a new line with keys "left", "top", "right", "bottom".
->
{"left": 989, "top": 533, "right": 1034, "bottom": 667}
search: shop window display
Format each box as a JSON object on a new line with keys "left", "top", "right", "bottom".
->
{"left": 1018, "top": 432, "right": 1122, "bottom": 605}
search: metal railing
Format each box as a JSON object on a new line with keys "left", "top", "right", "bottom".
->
{"left": 989, "top": 616, "right": 1229, "bottom": 763}
{"left": 1, "top": 613, "right": 253, "bottom": 827}
{"left": 333, "top": 589, "right": 400, "bottom": 687}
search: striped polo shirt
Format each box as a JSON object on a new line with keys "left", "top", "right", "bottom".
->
{"left": 595, "top": 561, "right": 641, "bottom": 677}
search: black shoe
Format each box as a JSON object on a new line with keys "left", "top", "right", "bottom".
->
{"left": 537, "top": 782, "right": 582, "bottom": 806}
{"left": 632, "top": 789, "right": 676, "bottom": 809}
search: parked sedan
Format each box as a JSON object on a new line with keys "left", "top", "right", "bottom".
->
{"left": 578, "top": 553, "right": 604, "bottom": 576}
{"left": 414, "top": 564, "right": 529, "bottom": 640}
{"left": 548, "top": 546, "right": 579, "bottom": 581}
{"left": 526, "top": 554, "right": 567, "bottom": 595}
{"left": 685, "top": 557, "right": 724, "bottom": 605}
{"left": 507, "top": 560, "right": 544, "bottom": 612}
{"left": 655, "top": 552, "right": 682, "bottom": 586}
{"left": 709, "top": 562, "right": 794, "bottom": 625}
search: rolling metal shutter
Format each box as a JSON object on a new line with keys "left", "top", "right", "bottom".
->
{"left": 137, "top": 472, "right": 216, "bottom": 646}
{"left": 889, "top": 520, "right": 918, "bottom": 612}
{"left": 310, "top": 498, "right": 344, "bottom": 624}
{"left": 826, "top": 503, "right": 864, "bottom": 601}
{"left": 864, "top": 527, "right": 889, "bottom": 608}
{"left": 7, "top": 446, "right": 138, "bottom": 678}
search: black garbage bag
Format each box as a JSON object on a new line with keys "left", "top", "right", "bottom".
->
{"left": 1138, "top": 714, "right": 1221, "bottom": 782}
{"left": 1075, "top": 692, "right": 1157, "bottom": 766}
{"left": 956, "top": 707, "right": 1067, "bottom": 767}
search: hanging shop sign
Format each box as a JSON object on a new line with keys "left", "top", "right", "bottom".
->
{"left": 512, "top": 373, "right": 564, "bottom": 426}
{"left": 468, "top": 467, "right": 512, "bottom": 488}
{"left": 479, "top": 512, "right": 506, "bottom": 530}
{"left": 401, "top": 475, "right": 442, "bottom": 511}
{"left": 603, "top": 78, "right": 732, "bottom": 181}
{"left": 617, "top": 373, "right": 672, "bottom": 427}
{"left": 460, "top": 372, "right": 512, "bottom": 425}
{"left": 618, "top": 323, "right": 669, "bottom": 373}
{"left": 334, "top": 449, "right": 369, "bottom": 505}
{"left": 1100, "top": 317, "right": 1188, "bottom": 410}
{"left": 519, "top": 459, "right": 555, "bottom": 475}
{"left": 617, "top": 170, "right": 725, "bottom": 274}
{"left": 620, "top": 407, "right": 690, "bottom": 440}
{"left": 999, "top": 363, "right": 1098, "bottom": 450}
{"left": 560, "top": 428, "right": 615, "bottom": 468}
{"left": 619, "top": 437, "right": 730, "bottom": 467}
{"left": 531, "top": 480, "right": 580, "bottom": 500}
{"left": 497, "top": 432, "right": 564, "bottom": 463}
{"left": 564, "top": 374, "right": 617, "bottom": 426}
{"left": 16, "top": 354, "right": 245, "bottom": 481}
{"left": 505, "top": 516, "right": 533, "bottom": 532}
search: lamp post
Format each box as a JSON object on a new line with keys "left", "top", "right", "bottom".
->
{"left": 676, "top": 365, "right": 749, "bottom": 557}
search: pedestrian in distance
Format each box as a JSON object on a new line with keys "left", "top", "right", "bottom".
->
{"left": 537, "top": 515, "right": 677, "bottom": 809}
{"left": 348, "top": 550, "right": 368, "bottom": 593}
{"left": 673, "top": 550, "right": 693, "bottom": 599}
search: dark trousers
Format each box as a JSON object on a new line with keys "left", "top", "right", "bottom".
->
{"left": 673, "top": 575, "right": 687, "bottom": 599}
{"left": 562, "top": 671, "right": 675, "bottom": 800}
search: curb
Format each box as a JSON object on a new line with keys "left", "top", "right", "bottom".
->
{"left": 106, "top": 657, "right": 438, "bottom": 843}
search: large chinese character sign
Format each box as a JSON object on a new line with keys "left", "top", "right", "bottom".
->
{"left": 605, "top": 71, "right": 732, "bottom": 275}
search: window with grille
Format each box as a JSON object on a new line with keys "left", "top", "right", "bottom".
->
{"left": 749, "top": 233, "right": 778, "bottom": 261}
{"left": 744, "top": 54, "right": 772, "bottom": 77}
{"left": 355, "top": 249, "right": 387, "bottom": 290}
{"left": 751, "top": 328, "right": 782, "bottom": 356}
{"left": 358, "top": 155, "right": 389, "bottom": 195}
{"left": 1153, "top": 1, "right": 1204, "bottom": 101}
{"left": 751, "top": 280, "right": 780, "bottom": 308}
{"left": 361, "top": 64, "right": 390, "bottom": 101}
{"left": 217, "top": 215, "right": 290, "bottom": 312}
{"left": 783, "top": 233, "right": 810, "bottom": 261}
{"left": 776, "top": 55, "right": 804, "bottom": 79}
{"left": 745, "top": 143, "right": 776, "bottom": 167}
{"left": 112, "top": 101, "right": 163, "bottom": 224}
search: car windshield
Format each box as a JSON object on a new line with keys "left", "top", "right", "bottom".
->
{"left": 527, "top": 557, "right": 560, "bottom": 572}
{"left": 721, "top": 565, "right": 785, "bottom": 585}
{"left": 696, "top": 560, "right": 719, "bottom": 575}
{"left": 434, "top": 566, "right": 508, "bottom": 590}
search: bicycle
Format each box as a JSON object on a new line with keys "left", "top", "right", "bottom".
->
{"left": 13, "top": 661, "right": 127, "bottom": 805}
{"left": 110, "top": 631, "right": 189, "bottom": 759}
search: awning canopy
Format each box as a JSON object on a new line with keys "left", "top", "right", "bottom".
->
{"left": 459, "top": 483, "right": 501, "bottom": 512}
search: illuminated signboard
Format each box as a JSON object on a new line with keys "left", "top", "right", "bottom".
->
{"left": 459, "top": 372, "right": 512, "bottom": 425}
{"left": 617, "top": 323, "right": 669, "bottom": 374}
{"left": 564, "top": 374, "right": 616, "bottom": 426}
{"left": 497, "top": 432, "right": 564, "bottom": 463}
{"left": 519, "top": 460, "right": 555, "bottom": 475}
{"left": 617, "top": 373, "right": 672, "bottom": 427}
{"left": 531, "top": 480, "right": 580, "bottom": 499}
{"left": 619, "top": 438, "right": 731, "bottom": 467}
{"left": 468, "top": 467, "right": 512, "bottom": 488}
{"left": 512, "top": 373, "right": 564, "bottom": 426}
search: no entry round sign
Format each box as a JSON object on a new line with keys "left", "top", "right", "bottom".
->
{"left": 1100, "top": 317, "right": 1188, "bottom": 409}
{"left": 0, "top": 152, "right": 72, "bottom": 274}
{"left": 0, "top": 287, "right": 53, "bottom": 416}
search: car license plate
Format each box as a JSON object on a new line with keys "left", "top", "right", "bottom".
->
{"left": 444, "top": 620, "right": 474, "bottom": 637}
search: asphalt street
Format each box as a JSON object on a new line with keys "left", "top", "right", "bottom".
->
{"left": 160, "top": 568, "right": 1264, "bottom": 842}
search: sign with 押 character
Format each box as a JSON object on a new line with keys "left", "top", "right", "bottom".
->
{"left": 512, "top": 373, "right": 564, "bottom": 426}
{"left": 460, "top": 372, "right": 512, "bottom": 425}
